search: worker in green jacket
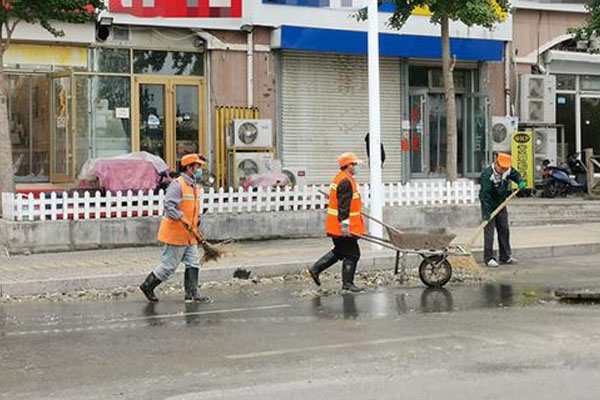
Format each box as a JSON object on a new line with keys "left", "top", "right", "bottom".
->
{"left": 479, "top": 153, "right": 526, "bottom": 268}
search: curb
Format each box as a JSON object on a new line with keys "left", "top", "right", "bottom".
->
{"left": 1, "top": 242, "right": 599, "bottom": 297}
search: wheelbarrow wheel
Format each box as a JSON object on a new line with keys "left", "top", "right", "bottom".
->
{"left": 419, "top": 255, "right": 452, "bottom": 288}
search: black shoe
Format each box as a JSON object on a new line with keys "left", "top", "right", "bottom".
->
{"left": 342, "top": 259, "right": 363, "bottom": 293}
{"left": 308, "top": 251, "right": 339, "bottom": 287}
{"left": 307, "top": 268, "right": 321, "bottom": 286}
{"left": 341, "top": 283, "right": 364, "bottom": 293}
{"left": 140, "top": 272, "right": 161, "bottom": 302}
{"left": 184, "top": 268, "right": 213, "bottom": 304}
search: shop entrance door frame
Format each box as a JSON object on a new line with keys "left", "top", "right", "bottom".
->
{"left": 132, "top": 76, "right": 206, "bottom": 169}
{"left": 577, "top": 93, "right": 600, "bottom": 154}
{"left": 49, "top": 70, "right": 76, "bottom": 183}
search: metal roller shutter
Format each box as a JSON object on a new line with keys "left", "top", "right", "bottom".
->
{"left": 280, "top": 51, "right": 403, "bottom": 184}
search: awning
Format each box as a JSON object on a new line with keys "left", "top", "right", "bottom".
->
{"left": 272, "top": 25, "right": 504, "bottom": 62}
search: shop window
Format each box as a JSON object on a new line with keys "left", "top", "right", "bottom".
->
{"left": 409, "top": 66, "right": 428, "bottom": 87}
{"left": 580, "top": 75, "right": 600, "bottom": 91}
{"left": 133, "top": 50, "right": 204, "bottom": 76}
{"left": 556, "top": 74, "right": 576, "bottom": 91}
{"left": 9, "top": 75, "right": 50, "bottom": 182}
{"left": 75, "top": 76, "right": 132, "bottom": 175}
{"left": 431, "top": 68, "right": 469, "bottom": 91}
{"left": 95, "top": 48, "right": 131, "bottom": 74}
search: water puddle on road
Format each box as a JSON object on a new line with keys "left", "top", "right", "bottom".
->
{"left": 307, "top": 283, "right": 558, "bottom": 320}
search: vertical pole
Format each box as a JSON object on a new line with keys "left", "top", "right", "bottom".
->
{"left": 247, "top": 30, "right": 254, "bottom": 108}
{"left": 585, "top": 148, "right": 594, "bottom": 196}
{"left": 367, "top": 0, "right": 383, "bottom": 244}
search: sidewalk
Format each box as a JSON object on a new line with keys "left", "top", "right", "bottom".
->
{"left": 1, "top": 223, "right": 600, "bottom": 297}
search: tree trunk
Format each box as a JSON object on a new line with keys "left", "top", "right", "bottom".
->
{"left": 441, "top": 16, "right": 458, "bottom": 182}
{"left": 0, "top": 48, "right": 16, "bottom": 196}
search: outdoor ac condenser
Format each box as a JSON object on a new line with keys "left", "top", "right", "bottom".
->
{"left": 533, "top": 127, "right": 558, "bottom": 182}
{"left": 491, "top": 116, "right": 518, "bottom": 153}
{"left": 281, "top": 166, "right": 308, "bottom": 188}
{"left": 520, "top": 75, "right": 556, "bottom": 124}
{"left": 230, "top": 119, "right": 274, "bottom": 149}
{"left": 228, "top": 151, "right": 274, "bottom": 187}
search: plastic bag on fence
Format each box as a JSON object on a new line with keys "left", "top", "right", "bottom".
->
{"left": 77, "top": 152, "right": 170, "bottom": 192}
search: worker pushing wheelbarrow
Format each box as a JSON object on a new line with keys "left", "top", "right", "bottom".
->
{"left": 356, "top": 216, "right": 470, "bottom": 288}
{"left": 309, "top": 152, "right": 472, "bottom": 290}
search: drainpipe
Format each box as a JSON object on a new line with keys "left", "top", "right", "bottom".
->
{"left": 241, "top": 24, "right": 254, "bottom": 108}
{"left": 505, "top": 42, "right": 511, "bottom": 117}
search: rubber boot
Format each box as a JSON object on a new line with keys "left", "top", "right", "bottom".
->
{"left": 308, "top": 251, "right": 339, "bottom": 286}
{"left": 184, "top": 268, "right": 213, "bottom": 304}
{"left": 341, "top": 259, "right": 363, "bottom": 293}
{"left": 140, "top": 272, "right": 161, "bottom": 302}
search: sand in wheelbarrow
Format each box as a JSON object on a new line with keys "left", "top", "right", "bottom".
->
{"left": 387, "top": 227, "right": 486, "bottom": 275}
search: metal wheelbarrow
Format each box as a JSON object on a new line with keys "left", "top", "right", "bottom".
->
{"left": 359, "top": 216, "right": 471, "bottom": 288}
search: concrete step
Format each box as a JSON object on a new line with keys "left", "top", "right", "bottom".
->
{"left": 510, "top": 218, "right": 600, "bottom": 226}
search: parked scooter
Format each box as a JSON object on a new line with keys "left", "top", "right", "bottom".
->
{"left": 541, "top": 154, "right": 587, "bottom": 198}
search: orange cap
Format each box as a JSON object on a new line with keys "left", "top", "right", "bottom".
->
{"left": 181, "top": 154, "right": 206, "bottom": 167}
{"left": 337, "top": 152, "right": 364, "bottom": 168}
{"left": 497, "top": 153, "right": 512, "bottom": 169}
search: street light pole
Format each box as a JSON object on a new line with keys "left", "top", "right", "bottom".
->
{"left": 367, "top": 0, "right": 383, "bottom": 244}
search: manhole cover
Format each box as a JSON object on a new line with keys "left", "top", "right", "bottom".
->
{"left": 555, "top": 288, "right": 600, "bottom": 301}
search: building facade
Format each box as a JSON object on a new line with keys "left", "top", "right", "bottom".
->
{"left": 7, "top": 0, "right": 513, "bottom": 190}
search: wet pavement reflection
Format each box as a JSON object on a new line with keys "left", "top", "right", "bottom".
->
{"left": 0, "top": 281, "right": 558, "bottom": 336}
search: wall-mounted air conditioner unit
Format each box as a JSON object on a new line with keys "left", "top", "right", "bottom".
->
{"left": 520, "top": 75, "right": 556, "bottom": 124}
{"left": 230, "top": 119, "right": 274, "bottom": 149}
{"left": 491, "top": 116, "right": 518, "bottom": 153}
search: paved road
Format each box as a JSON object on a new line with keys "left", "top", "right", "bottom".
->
{"left": 2, "top": 254, "right": 600, "bottom": 399}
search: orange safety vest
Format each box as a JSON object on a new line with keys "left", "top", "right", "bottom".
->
{"left": 325, "top": 171, "right": 366, "bottom": 237}
{"left": 157, "top": 176, "right": 200, "bottom": 246}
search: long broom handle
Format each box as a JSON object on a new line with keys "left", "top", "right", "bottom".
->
{"left": 317, "top": 189, "right": 403, "bottom": 235}
{"left": 180, "top": 220, "right": 206, "bottom": 243}
{"left": 466, "top": 188, "right": 520, "bottom": 247}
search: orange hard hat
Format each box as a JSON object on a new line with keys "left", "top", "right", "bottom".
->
{"left": 337, "top": 152, "right": 364, "bottom": 168}
{"left": 497, "top": 153, "right": 512, "bottom": 169}
{"left": 181, "top": 154, "right": 206, "bottom": 167}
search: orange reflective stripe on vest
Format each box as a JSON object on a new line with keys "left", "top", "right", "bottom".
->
{"left": 157, "top": 176, "right": 201, "bottom": 246}
{"left": 325, "top": 171, "right": 366, "bottom": 237}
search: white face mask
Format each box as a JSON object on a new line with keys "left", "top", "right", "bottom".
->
{"left": 354, "top": 165, "right": 362, "bottom": 175}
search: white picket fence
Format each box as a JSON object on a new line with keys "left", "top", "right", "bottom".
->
{"left": 1, "top": 180, "right": 479, "bottom": 222}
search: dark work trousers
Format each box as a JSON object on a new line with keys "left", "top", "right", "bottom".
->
{"left": 483, "top": 208, "right": 511, "bottom": 263}
{"left": 331, "top": 237, "right": 361, "bottom": 263}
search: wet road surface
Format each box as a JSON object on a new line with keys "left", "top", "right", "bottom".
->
{"left": 2, "top": 254, "right": 600, "bottom": 399}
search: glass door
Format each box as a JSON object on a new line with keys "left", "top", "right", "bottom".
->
{"left": 579, "top": 95, "right": 600, "bottom": 155}
{"left": 409, "top": 91, "right": 427, "bottom": 175}
{"left": 173, "top": 82, "right": 203, "bottom": 167}
{"left": 134, "top": 77, "right": 204, "bottom": 169}
{"left": 463, "top": 94, "right": 490, "bottom": 177}
{"left": 137, "top": 79, "right": 167, "bottom": 162}
{"left": 50, "top": 73, "right": 75, "bottom": 183}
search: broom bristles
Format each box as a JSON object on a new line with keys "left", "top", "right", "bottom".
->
{"left": 448, "top": 255, "right": 486, "bottom": 275}
{"left": 200, "top": 241, "right": 230, "bottom": 263}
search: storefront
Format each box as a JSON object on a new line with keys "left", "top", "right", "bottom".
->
{"left": 8, "top": 29, "right": 206, "bottom": 186}
{"left": 408, "top": 64, "right": 489, "bottom": 178}
{"left": 271, "top": 20, "right": 507, "bottom": 183}
{"left": 546, "top": 51, "right": 600, "bottom": 158}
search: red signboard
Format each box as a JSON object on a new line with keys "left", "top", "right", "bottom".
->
{"left": 109, "top": 0, "right": 242, "bottom": 18}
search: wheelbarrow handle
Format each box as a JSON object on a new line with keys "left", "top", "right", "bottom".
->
{"left": 317, "top": 189, "right": 403, "bottom": 235}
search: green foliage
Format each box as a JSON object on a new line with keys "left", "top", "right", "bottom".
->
{"left": 569, "top": 0, "right": 600, "bottom": 42}
{"left": 0, "top": 0, "right": 104, "bottom": 40}
{"left": 357, "top": 0, "right": 510, "bottom": 30}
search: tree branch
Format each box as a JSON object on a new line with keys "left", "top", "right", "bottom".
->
{"left": 450, "top": 55, "right": 457, "bottom": 73}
